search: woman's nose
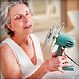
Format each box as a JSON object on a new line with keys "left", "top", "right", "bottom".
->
{"left": 23, "top": 15, "right": 31, "bottom": 23}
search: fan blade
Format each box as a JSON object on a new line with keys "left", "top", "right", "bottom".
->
{"left": 43, "top": 18, "right": 62, "bottom": 46}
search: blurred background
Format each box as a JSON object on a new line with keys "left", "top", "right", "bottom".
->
{"left": 1, "top": 0, "right": 79, "bottom": 66}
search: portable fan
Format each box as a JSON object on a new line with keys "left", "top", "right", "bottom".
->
{"left": 43, "top": 18, "right": 79, "bottom": 71}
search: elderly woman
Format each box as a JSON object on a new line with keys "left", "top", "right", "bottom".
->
{"left": 0, "top": 1, "right": 69, "bottom": 79}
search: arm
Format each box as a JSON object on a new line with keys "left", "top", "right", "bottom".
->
{"left": 27, "top": 57, "right": 61, "bottom": 79}
{"left": 28, "top": 49, "right": 70, "bottom": 79}
{"left": 27, "top": 62, "right": 48, "bottom": 79}
{"left": 27, "top": 43, "right": 60, "bottom": 79}
{"left": 0, "top": 44, "right": 22, "bottom": 79}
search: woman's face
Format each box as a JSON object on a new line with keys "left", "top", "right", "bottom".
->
{"left": 8, "top": 3, "right": 33, "bottom": 36}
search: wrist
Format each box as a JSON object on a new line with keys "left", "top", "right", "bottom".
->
{"left": 41, "top": 61, "right": 49, "bottom": 73}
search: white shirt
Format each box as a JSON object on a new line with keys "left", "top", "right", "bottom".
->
{"left": 1, "top": 34, "right": 44, "bottom": 79}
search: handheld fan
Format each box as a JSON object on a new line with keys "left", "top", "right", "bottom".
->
{"left": 44, "top": 18, "right": 79, "bottom": 71}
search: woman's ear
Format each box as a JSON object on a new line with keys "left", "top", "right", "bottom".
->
{"left": 6, "top": 23, "right": 14, "bottom": 31}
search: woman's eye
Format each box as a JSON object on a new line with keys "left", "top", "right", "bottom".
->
{"left": 15, "top": 15, "right": 22, "bottom": 19}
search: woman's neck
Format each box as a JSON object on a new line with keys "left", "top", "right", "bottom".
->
{"left": 11, "top": 34, "right": 30, "bottom": 46}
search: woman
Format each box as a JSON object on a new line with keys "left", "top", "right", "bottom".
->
{"left": 0, "top": 1, "right": 69, "bottom": 79}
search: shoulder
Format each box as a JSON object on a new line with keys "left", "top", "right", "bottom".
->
{"left": 0, "top": 37, "right": 15, "bottom": 55}
{"left": 0, "top": 44, "right": 10, "bottom": 54}
{"left": 0, "top": 43, "right": 22, "bottom": 78}
{"left": 0, "top": 43, "right": 15, "bottom": 63}
{"left": 0, "top": 42, "right": 17, "bottom": 68}
{"left": 0, "top": 43, "right": 12, "bottom": 55}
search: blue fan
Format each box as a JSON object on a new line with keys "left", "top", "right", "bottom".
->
{"left": 43, "top": 18, "right": 78, "bottom": 71}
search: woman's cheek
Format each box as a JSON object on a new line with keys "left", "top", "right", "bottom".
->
{"left": 15, "top": 21, "right": 23, "bottom": 28}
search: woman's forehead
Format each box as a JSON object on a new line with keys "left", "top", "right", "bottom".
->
{"left": 9, "top": 3, "right": 29, "bottom": 17}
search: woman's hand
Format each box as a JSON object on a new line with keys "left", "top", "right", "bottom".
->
{"left": 45, "top": 56, "right": 71, "bottom": 72}
{"left": 45, "top": 56, "right": 61, "bottom": 72}
{"left": 44, "top": 49, "right": 71, "bottom": 72}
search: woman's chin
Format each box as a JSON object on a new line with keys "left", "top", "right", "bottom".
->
{"left": 25, "top": 29, "right": 32, "bottom": 35}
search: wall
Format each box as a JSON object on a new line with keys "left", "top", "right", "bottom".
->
{"left": 66, "top": 0, "right": 79, "bottom": 32}
{"left": 66, "top": 0, "right": 79, "bottom": 64}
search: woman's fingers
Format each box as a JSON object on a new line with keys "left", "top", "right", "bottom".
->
{"left": 46, "top": 55, "right": 71, "bottom": 72}
{"left": 58, "top": 67, "right": 64, "bottom": 73}
{"left": 46, "top": 57, "right": 61, "bottom": 71}
{"left": 57, "top": 56, "right": 72, "bottom": 67}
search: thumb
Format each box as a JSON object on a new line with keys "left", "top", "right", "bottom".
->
{"left": 58, "top": 67, "right": 64, "bottom": 73}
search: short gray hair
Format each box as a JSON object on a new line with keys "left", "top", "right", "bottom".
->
{"left": 0, "top": 1, "right": 29, "bottom": 36}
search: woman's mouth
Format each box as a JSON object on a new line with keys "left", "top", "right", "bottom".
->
{"left": 24, "top": 25, "right": 32, "bottom": 29}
